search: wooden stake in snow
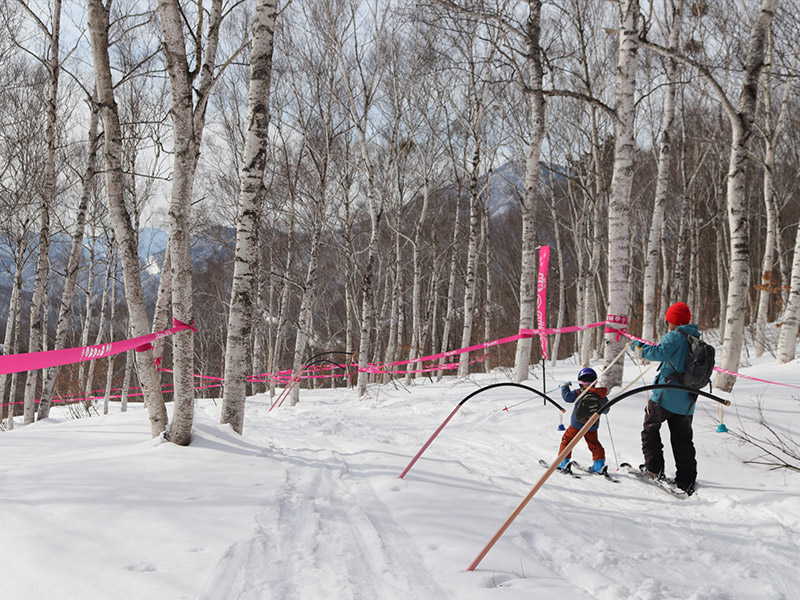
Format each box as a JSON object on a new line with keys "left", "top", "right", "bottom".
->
{"left": 466, "top": 411, "right": 601, "bottom": 572}
{"left": 466, "top": 344, "right": 630, "bottom": 571}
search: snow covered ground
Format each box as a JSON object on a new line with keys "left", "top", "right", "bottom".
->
{"left": 2, "top": 352, "right": 799, "bottom": 600}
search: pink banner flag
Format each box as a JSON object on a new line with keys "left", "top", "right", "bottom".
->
{"left": 537, "top": 246, "right": 550, "bottom": 359}
{"left": 0, "top": 318, "right": 195, "bottom": 376}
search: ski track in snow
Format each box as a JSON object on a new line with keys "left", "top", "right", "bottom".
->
{"left": 5, "top": 362, "right": 798, "bottom": 600}
{"left": 193, "top": 386, "right": 799, "bottom": 600}
{"left": 197, "top": 405, "right": 449, "bottom": 600}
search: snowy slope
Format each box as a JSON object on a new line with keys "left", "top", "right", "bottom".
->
{"left": 2, "top": 355, "right": 799, "bottom": 600}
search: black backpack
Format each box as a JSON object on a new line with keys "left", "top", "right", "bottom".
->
{"left": 574, "top": 390, "right": 604, "bottom": 424}
{"left": 669, "top": 329, "right": 716, "bottom": 390}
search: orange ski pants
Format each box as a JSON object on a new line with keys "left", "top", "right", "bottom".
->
{"left": 558, "top": 425, "right": 605, "bottom": 461}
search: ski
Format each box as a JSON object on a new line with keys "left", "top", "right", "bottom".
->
{"left": 539, "top": 458, "right": 580, "bottom": 478}
{"left": 619, "top": 462, "right": 693, "bottom": 498}
{"left": 569, "top": 460, "right": 620, "bottom": 483}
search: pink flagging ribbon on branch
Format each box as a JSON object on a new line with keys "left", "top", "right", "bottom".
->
{"left": 536, "top": 246, "right": 550, "bottom": 360}
{"left": 604, "top": 314, "right": 628, "bottom": 341}
{"left": 0, "top": 318, "right": 195, "bottom": 376}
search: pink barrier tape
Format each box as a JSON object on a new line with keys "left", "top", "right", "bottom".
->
{"left": 0, "top": 318, "right": 195, "bottom": 376}
{"left": 710, "top": 367, "right": 800, "bottom": 389}
{"left": 607, "top": 325, "right": 800, "bottom": 390}
{"left": 362, "top": 333, "right": 533, "bottom": 373}
{"left": 520, "top": 320, "right": 607, "bottom": 337}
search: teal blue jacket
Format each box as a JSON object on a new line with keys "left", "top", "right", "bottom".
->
{"left": 639, "top": 324, "right": 699, "bottom": 415}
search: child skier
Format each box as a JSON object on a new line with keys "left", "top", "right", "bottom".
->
{"left": 557, "top": 367, "right": 609, "bottom": 474}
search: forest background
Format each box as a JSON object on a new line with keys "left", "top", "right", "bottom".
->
{"left": 1, "top": 0, "right": 798, "bottom": 441}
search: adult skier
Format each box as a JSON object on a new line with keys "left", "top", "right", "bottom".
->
{"left": 630, "top": 301, "right": 698, "bottom": 494}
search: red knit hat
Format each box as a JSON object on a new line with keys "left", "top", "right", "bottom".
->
{"left": 665, "top": 302, "right": 691, "bottom": 325}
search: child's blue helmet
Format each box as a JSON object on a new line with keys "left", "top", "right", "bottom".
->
{"left": 577, "top": 367, "right": 597, "bottom": 383}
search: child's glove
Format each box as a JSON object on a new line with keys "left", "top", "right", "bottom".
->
{"left": 562, "top": 381, "right": 571, "bottom": 388}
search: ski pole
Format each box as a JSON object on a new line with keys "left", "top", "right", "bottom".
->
{"left": 572, "top": 343, "right": 628, "bottom": 406}
{"left": 604, "top": 415, "right": 619, "bottom": 468}
{"left": 630, "top": 344, "right": 651, "bottom": 401}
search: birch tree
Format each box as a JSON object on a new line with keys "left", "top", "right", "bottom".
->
{"left": 401, "top": 35, "right": 448, "bottom": 384}
{"left": 753, "top": 35, "right": 796, "bottom": 357}
{"left": 330, "top": 0, "right": 388, "bottom": 397}
{"left": 87, "top": 0, "right": 168, "bottom": 436}
{"left": 512, "top": 0, "right": 546, "bottom": 382}
{"left": 12, "top": 0, "right": 62, "bottom": 425}
{"left": 639, "top": 0, "right": 776, "bottom": 391}
{"left": 220, "top": 0, "right": 278, "bottom": 434}
{"left": 777, "top": 222, "right": 800, "bottom": 362}
{"left": 641, "top": 0, "right": 684, "bottom": 343}
{"left": 157, "top": 0, "right": 232, "bottom": 444}
{"left": 37, "top": 99, "right": 99, "bottom": 420}
{"left": 602, "top": 0, "right": 639, "bottom": 387}
{"left": 710, "top": 0, "right": 775, "bottom": 390}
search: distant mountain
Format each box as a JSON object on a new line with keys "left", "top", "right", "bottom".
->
{"left": 139, "top": 227, "right": 169, "bottom": 265}
{"left": 486, "top": 160, "right": 569, "bottom": 219}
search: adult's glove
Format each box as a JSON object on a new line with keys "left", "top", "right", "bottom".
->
{"left": 630, "top": 340, "right": 643, "bottom": 351}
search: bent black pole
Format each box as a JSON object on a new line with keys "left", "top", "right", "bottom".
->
{"left": 304, "top": 358, "right": 349, "bottom": 371}
{"left": 457, "top": 382, "right": 565, "bottom": 412}
{"left": 303, "top": 350, "right": 353, "bottom": 367}
{"left": 603, "top": 383, "right": 730, "bottom": 413}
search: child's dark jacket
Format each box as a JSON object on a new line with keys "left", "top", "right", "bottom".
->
{"left": 561, "top": 385, "right": 609, "bottom": 431}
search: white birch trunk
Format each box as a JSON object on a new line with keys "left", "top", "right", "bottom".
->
{"left": 547, "top": 174, "right": 566, "bottom": 366}
{"left": 714, "top": 0, "right": 775, "bottom": 392}
{"left": 1, "top": 253, "right": 23, "bottom": 423}
{"left": 512, "top": 0, "right": 546, "bottom": 382}
{"left": 82, "top": 249, "right": 114, "bottom": 414}
{"left": 289, "top": 203, "right": 325, "bottom": 406}
{"left": 458, "top": 144, "right": 482, "bottom": 378}
{"left": 151, "top": 244, "right": 172, "bottom": 368}
{"left": 755, "top": 144, "right": 778, "bottom": 358}
{"left": 221, "top": 0, "right": 278, "bottom": 433}
{"left": 385, "top": 230, "right": 400, "bottom": 376}
{"left": 580, "top": 113, "right": 605, "bottom": 366}
{"left": 436, "top": 194, "right": 461, "bottom": 381}
{"left": 121, "top": 350, "right": 133, "bottom": 412}
{"left": 777, "top": 221, "right": 800, "bottom": 363}
{"left": 356, "top": 202, "right": 379, "bottom": 397}
{"left": 602, "top": 0, "right": 639, "bottom": 387}
{"left": 403, "top": 185, "right": 429, "bottom": 385}
{"left": 157, "top": 0, "right": 224, "bottom": 444}
{"left": 77, "top": 236, "right": 97, "bottom": 391}
{"left": 87, "top": 0, "right": 168, "bottom": 436}
{"left": 642, "top": 0, "right": 683, "bottom": 343}
{"left": 7, "top": 295, "right": 23, "bottom": 429}
{"left": 38, "top": 101, "right": 99, "bottom": 419}
{"left": 22, "top": 0, "right": 61, "bottom": 425}
{"left": 755, "top": 37, "right": 794, "bottom": 358}
{"left": 251, "top": 235, "right": 269, "bottom": 394}
{"left": 103, "top": 248, "right": 118, "bottom": 415}
{"left": 716, "top": 222, "right": 728, "bottom": 342}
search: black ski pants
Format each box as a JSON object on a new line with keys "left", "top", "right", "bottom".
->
{"left": 641, "top": 399, "right": 696, "bottom": 489}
